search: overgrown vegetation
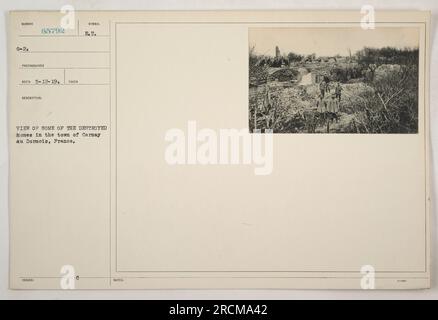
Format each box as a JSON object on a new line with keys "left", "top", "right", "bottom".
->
{"left": 249, "top": 46, "right": 419, "bottom": 133}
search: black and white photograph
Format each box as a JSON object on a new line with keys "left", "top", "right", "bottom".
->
{"left": 249, "top": 27, "right": 420, "bottom": 133}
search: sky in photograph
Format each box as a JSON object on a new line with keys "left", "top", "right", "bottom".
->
{"left": 249, "top": 27, "right": 420, "bottom": 57}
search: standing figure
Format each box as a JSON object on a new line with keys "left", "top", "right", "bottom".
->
{"left": 325, "top": 80, "right": 329, "bottom": 94}
{"left": 319, "top": 80, "right": 327, "bottom": 97}
{"left": 316, "top": 93, "right": 325, "bottom": 112}
{"left": 335, "top": 82, "right": 342, "bottom": 102}
{"left": 327, "top": 93, "right": 339, "bottom": 123}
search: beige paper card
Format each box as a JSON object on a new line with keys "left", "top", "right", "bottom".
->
{"left": 8, "top": 10, "right": 430, "bottom": 289}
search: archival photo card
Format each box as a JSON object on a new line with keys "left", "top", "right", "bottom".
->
{"left": 8, "top": 11, "right": 430, "bottom": 290}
